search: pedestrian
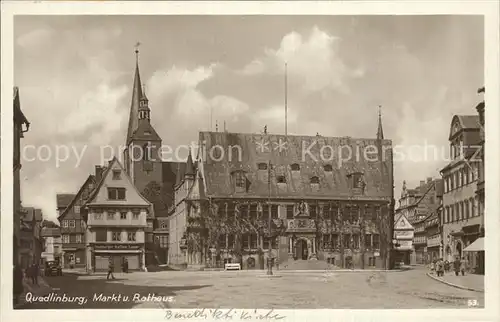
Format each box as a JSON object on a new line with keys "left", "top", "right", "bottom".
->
{"left": 460, "top": 257, "right": 467, "bottom": 276}
{"left": 33, "top": 263, "right": 39, "bottom": 285}
{"left": 436, "top": 258, "right": 444, "bottom": 277}
{"left": 453, "top": 256, "right": 461, "bottom": 276}
{"left": 124, "top": 259, "right": 129, "bottom": 273}
{"left": 13, "top": 264, "right": 24, "bottom": 306}
{"left": 430, "top": 261, "right": 435, "bottom": 274}
{"left": 107, "top": 260, "right": 116, "bottom": 280}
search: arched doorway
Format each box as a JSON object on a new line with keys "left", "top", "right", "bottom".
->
{"left": 295, "top": 239, "right": 309, "bottom": 260}
{"left": 456, "top": 242, "right": 462, "bottom": 260}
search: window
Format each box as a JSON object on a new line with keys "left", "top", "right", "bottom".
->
{"left": 271, "top": 205, "right": 278, "bottom": 219}
{"left": 365, "top": 234, "right": 372, "bottom": 248}
{"left": 286, "top": 205, "right": 294, "bottom": 219}
{"left": 108, "top": 187, "right": 126, "bottom": 200}
{"left": 76, "top": 234, "right": 82, "bottom": 243}
{"left": 143, "top": 143, "right": 150, "bottom": 161}
{"left": 373, "top": 234, "right": 380, "bottom": 249}
{"left": 95, "top": 229, "right": 107, "bottom": 242}
{"left": 88, "top": 183, "right": 94, "bottom": 191}
{"left": 160, "top": 221, "right": 167, "bottom": 229}
{"left": 249, "top": 205, "right": 257, "bottom": 221}
{"left": 242, "top": 233, "right": 249, "bottom": 249}
{"left": 107, "top": 211, "right": 115, "bottom": 220}
{"left": 218, "top": 234, "right": 226, "bottom": 248}
{"left": 257, "top": 163, "right": 268, "bottom": 170}
{"left": 352, "top": 234, "right": 360, "bottom": 249}
{"left": 310, "top": 176, "right": 320, "bottom": 184}
{"left": 250, "top": 234, "right": 258, "bottom": 249}
{"left": 147, "top": 222, "right": 153, "bottom": 229}
{"left": 291, "top": 163, "right": 300, "bottom": 171}
{"left": 159, "top": 236, "right": 168, "bottom": 248}
{"left": 460, "top": 202, "right": 465, "bottom": 221}
{"left": 74, "top": 206, "right": 80, "bottom": 214}
{"left": 62, "top": 235, "right": 69, "bottom": 243}
{"left": 227, "top": 234, "right": 234, "bottom": 249}
{"left": 324, "top": 164, "right": 333, "bottom": 172}
{"left": 62, "top": 220, "right": 68, "bottom": 228}
{"left": 144, "top": 131, "right": 151, "bottom": 136}
{"left": 94, "top": 213, "right": 103, "bottom": 220}
{"left": 351, "top": 173, "right": 363, "bottom": 189}
{"left": 128, "top": 231, "right": 136, "bottom": 241}
{"left": 69, "top": 220, "right": 75, "bottom": 228}
{"left": 234, "top": 171, "right": 246, "bottom": 192}
{"left": 112, "top": 170, "right": 121, "bottom": 180}
{"left": 120, "top": 212, "right": 127, "bottom": 220}
{"left": 343, "top": 234, "right": 351, "bottom": 248}
{"left": 277, "top": 176, "right": 286, "bottom": 184}
{"left": 112, "top": 231, "right": 121, "bottom": 241}
{"left": 310, "top": 204, "right": 317, "bottom": 218}
{"left": 455, "top": 204, "right": 460, "bottom": 221}
{"left": 132, "top": 211, "right": 140, "bottom": 220}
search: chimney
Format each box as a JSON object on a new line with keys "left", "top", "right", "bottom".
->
{"left": 420, "top": 180, "right": 425, "bottom": 187}
{"left": 427, "top": 177, "right": 432, "bottom": 183}
{"left": 95, "top": 165, "right": 103, "bottom": 182}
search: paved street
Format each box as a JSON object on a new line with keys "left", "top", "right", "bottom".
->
{"left": 19, "top": 267, "right": 483, "bottom": 309}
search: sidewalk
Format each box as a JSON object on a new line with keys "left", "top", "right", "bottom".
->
{"left": 15, "top": 277, "right": 53, "bottom": 309}
{"left": 427, "top": 271, "right": 484, "bottom": 292}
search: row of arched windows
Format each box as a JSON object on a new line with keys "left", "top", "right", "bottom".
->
{"left": 256, "top": 163, "right": 333, "bottom": 172}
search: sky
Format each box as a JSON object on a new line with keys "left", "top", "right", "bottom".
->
{"left": 14, "top": 15, "right": 484, "bottom": 222}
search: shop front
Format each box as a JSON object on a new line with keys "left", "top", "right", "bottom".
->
{"left": 88, "top": 243, "right": 145, "bottom": 272}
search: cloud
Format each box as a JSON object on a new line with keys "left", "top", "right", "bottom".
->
{"left": 237, "top": 26, "right": 363, "bottom": 94}
{"left": 16, "top": 28, "right": 53, "bottom": 48}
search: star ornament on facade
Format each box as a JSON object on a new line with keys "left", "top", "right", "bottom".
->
{"left": 256, "top": 139, "right": 270, "bottom": 153}
{"left": 273, "top": 138, "right": 288, "bottom": 153}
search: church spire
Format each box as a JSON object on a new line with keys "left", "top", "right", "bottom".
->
{"left": 126, "top": 44, "right": 144, "bottom": 144}
{"left": 185, "top": 149, "right": 195, "bottom": 179}
{"left": 377, "top": 105, "right": 384, "bottom": 140}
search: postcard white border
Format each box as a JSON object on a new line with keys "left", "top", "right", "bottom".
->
{"left": 1, "top": 1, "right": 499, "bottom": 322}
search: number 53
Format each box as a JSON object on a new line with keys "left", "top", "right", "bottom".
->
{"left": 468, "top": 299, "right": 479, "bottom": 307}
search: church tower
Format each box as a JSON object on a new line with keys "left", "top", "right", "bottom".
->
{"left": 123, "top": 48, "right": 163, "bottom": 206}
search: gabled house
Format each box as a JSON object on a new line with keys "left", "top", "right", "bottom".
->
{"left": 57, "top": 176, "right": 96, "bottom": 268}
{"left": 393, "top": 212, "right": 414, "bottom": 265}
{"left": 84, "top": 157, "right": 151, "bottom": 272}
{"left": 41, "top": 227, "right": 62, "bottom": 264}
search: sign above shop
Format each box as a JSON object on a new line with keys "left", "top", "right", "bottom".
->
{"left": 93, "top": 243, "right": 142, "bottom": 250}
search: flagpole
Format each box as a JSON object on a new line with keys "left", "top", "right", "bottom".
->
{"left": 285, "top": 62, "right": 288, "bottom": 137}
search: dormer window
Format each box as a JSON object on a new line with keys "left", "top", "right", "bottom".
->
{"left": 324, "top": 164, "right": 333, "bottom": 172}
{"left": 232, "top": 170, "right": 247, "bottom": 193}
{"left": 144, "top": 131, "right": 151, "bottom": 136}
{"left": 112, "top": 170, "right": 121, "bottom": 180}
{"left": 257, "top": 163, "right": 268, "bottom": 170}
{"left": 349, "top": 172, "right": 365, "bottom": 190}
{"left": 277, "top": 176, "right": 286, "bottom": 184}
{"left": 291, "top": 163, "right": 300, "bottom": 171}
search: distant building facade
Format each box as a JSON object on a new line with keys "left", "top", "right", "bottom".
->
{"left": 395, "top": 178, "right": 441, "bottom": 264}
{"left": 393, "top": 213, "right": 414, "bottom": 265}
{"left": 440, "top": 115, "right": 482, "bottom": 269}
{"left": 84, "top": 158, "right": 150, "bottom": 272}
{"left": 57, "top": 176, "right": 95, "bottom": 268}
{"left": 473, "top": 87, "right": 485, "bottom": 274}
{"left": 13, "top": 87, "right": 30, "bottom": 266}
{"left": 41, "top": 227, "right": 62, "bottom": 264}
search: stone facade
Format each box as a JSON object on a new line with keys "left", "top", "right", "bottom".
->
{"left": 13, "top": 87, "right": 30, "bottom": 267}
{"left": 440, "top": 115, "right": 482, "bottom": 270}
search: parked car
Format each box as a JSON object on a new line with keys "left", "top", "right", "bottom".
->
{"left": 45, "top": 261, "right": 62, "bottom": 276}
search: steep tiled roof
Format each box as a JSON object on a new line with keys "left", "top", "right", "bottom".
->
{"left": 56, "top": 194, "right": 76, "bottom": 210}
{"left": 41, "top": 227, "right": 61, "bottom": 237}
{"left": 22, "top": 207, "right": 43, "bottom": 222}
{"left": 57, "top": 175, "right": 96, "bottom": 221}
{"left": 457, "top": 115, "right": 480, "bottom": 129}
{"left": 13, "top": 86, "right": 29, "bottom": 125}
{"left": 198, "top": 131, "right": 393, "bottom": 200}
